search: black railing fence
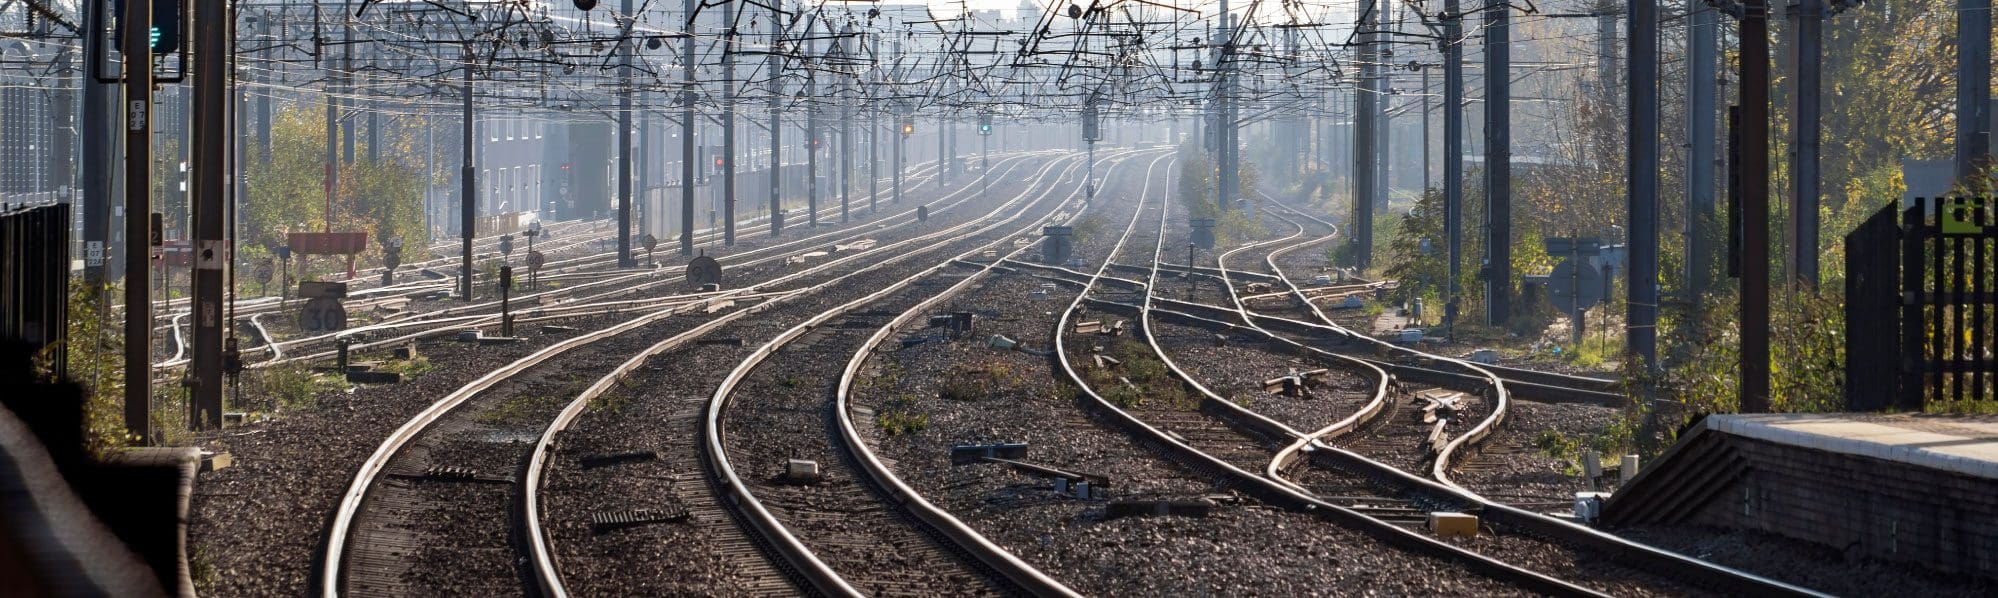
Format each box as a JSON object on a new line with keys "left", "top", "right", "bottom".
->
{"left": 0, "top": 203, "right": 71, "bottom": 377}
{"left": 1847, "top": 197, "right": 1998, "bottom": 410}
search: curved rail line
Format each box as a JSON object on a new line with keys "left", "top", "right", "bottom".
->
{"left": 147, "top": 155, "right": 972, "bottom": 365}
{"left": 515, "top": 149, "right": 1124, "bottom": 597}
{"left": 995, "top": 192, "right": 1831, "bottom": 596}
{"left": 1046, "top": 159, "right": 1606, "bottom": 597}
{"left": 1224, "top": 195, "right": 1831, "bottom": 597}
{"left": 148, "top": 155, "right": 962, "bottom": 317}
{"left": 693, "top": 149, "right": 1148, "bottom": 596}
{"left": 159, "top": 154, "right": 1043, "bottom": 373}
{"left": 820, "top": 151, "right": 1181, "bottom": 598}
{"left": 320, "top": 151, "right": 1075, "bottom": 597}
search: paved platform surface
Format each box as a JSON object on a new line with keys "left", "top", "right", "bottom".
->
{"left": 1708, "top": 412, "right": 1998, "bottom": 479}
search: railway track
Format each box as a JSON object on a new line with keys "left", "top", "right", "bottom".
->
{"left": 151, "top": 155, "right": 1029, "bottom": 374}
{"left": 1024, "top": 162, "right": 1831, "bottom": 596}
{"left": 1190, "top": 196, "right": 1832, "bottom": 596}
{"left": 1012, "top": 249, "right": 1828, "bottom": 594}
{"left": 695, "top": 150, "right": 1142, "bottom": 596}
{"left": 149, "top": 156, "right": 965, "bottom": 320}
{"left": 515, "top": 149, "right": 1133, "bottom": 595}
{"left": 318, "top": 151, "right": 1077, "bottom": 597}
{"left": 145, "top": 155, "right": 970, "bottom": 365}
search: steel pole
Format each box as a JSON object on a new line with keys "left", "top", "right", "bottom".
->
{"left": 83, "top": 0, "right": 114, "bottom": 286}
{"left": 839, "top": 25, "right": 852, "bottom": 224}
{"left": 257, "top": 13, "right": 271, "bottom": 167}
{"left": 722, "top": 0, "right": 737, "bottom": 245}
{"left": 894, "top": 126, "right": 904, "bottom": 204}
{"left": 1957, "top": 0, "right": 1993, "bottom": 181}
{"left": 1444, "top": 0, "right": 1464, "bottom": 333}
{"left": 1422, "top": 66, "right": 1432, "bottom": 191}
{"left": 340, "top": 4, "right": 354, "bottom": 165}
{"left": 679, "top": 0, "right": 696, "bottom": 255}
{"left": 869, "top": 32, "right": 880, "bottom": 214}
{"left": 1352, "top": 0, "right": 1377, "bottom": 270}
{"left": 190, "top": 0, "right": 230, "bottom": 430}
{"left": 1739, "top": 0, "right": 1772, "bottom": 413}
{"left": 123, "top": 0, "right": 154, "bottom": 442}
{"left": 768, "top": 2, "right": 782, "bottom": 235}
{"left": 1484, "top": 0, "right": 1512, "bottom": 324}
{"left": 459, "top": 47, "right": 475, "bottom": 300}
{"left": 1788, "top": 0, "right": 1821, "bottom": 284}
{"left": 1686, "top": 0, "right": 1718, "bottom": 303}
{"left": 617, "top": 0, "right": 636, "bottom": 265}
{"left": 324, "top": 34, "right": 338, "bottom": 232}
{"left": 1217, "top": 5, "right": 1234, "bottom": 212}
{"left": 1628, "top": 0, "right": 1659, "bottom": 370}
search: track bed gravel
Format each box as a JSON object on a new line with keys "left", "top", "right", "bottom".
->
{"left": 1149, "top": 318, "right": 1371, "bottom": 437}
{"left": 186, "top": 316, "right": 614, "bottom": 596}
{"left": 861, "top": 273, "right": 1531, "bottom": 596}
{"left": 537, "top": 153, "right": 1085, "bottom": 594}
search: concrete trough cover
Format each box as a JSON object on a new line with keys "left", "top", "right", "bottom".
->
{"left": 950, "top": 442, "right": 1029, "bottom": 464}
{"left": 590, "top": 507, "right": 692, "bottom": 532}
{"left": 778, "top": 459, "right": 822, "bottom": 485}
{"left": 345, "top": 370, "right": 402, "bottom": 385}
{"left": 579, "top": 450, "right": 659, "bottom": 469}
{"left": 833, "top": 239, "right": 878, "bottom": 252}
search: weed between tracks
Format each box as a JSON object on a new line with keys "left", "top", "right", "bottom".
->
{"left": 588, "top": 378, "right": 637, "bottom": 414}
{"left": 374, "top": 355, "right": 434, "bottom": 379}
{"left": 244, "top": 363, "right": 348, "bottom": 414}
{"left": 478, "top": 394, "right": 562, "bottom": 425}
{"left": 938, "top": 360, "right": 1020, "bottom": 402}
{"left": 1079, "top": 338, "right": 1190, "bottom": 409}
{"left": 878, "top": 394, "right": 930, "bottom": 436}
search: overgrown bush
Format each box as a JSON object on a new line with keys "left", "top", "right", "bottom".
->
{"left": 48, "top": 281, "right": 133, "bottom": 457}
{"left": 1617, "top": 285, "right": 1847, "bottom": 457}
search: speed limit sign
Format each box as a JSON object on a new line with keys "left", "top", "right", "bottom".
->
{"left": 300, "top": 297, "right": 348, "bottom": 332}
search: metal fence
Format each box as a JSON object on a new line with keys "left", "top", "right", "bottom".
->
{"left": 0, "top": 203, "right": 71, "bottom": 377}
{"left": 1847, "top": 197, "right": 1998, "bottom": 410}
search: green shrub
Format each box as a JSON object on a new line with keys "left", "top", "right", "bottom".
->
{"left": 878, "top": 395, "right": 928, "bottom": 436}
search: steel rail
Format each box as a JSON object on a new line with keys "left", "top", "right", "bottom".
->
{"left": 317, "top": 301, "right": 702, "bottom": 598}
{"left": 1201, "top": 213, "right": 1395, "bottom": 489}
{"left": 155, "top": 153, "right": 1045, "bottom": 372}
{"left": 822, "top": 153, "right": 1178, "bottom": 598}
{"left": 521, "top": 149, "right": 1134, "bottom": 597}
{"left": 144, "top": 154, "right": 966, "bottom": 321}
{"left": 1047, "top": 160, "right": 1605, "bottom": 598}
{"left": 1245, "top": 198, "right": 1513, "bottom": 494}
{"left": 698, "top": 149, "right": 1146, "bottom": 597}
{"left": 322, "top": 151, "right": 1076, "bottom": 598}
{"left": 1250, "top": 198, "right": 1831, "bottom": 598}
